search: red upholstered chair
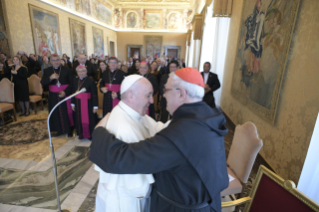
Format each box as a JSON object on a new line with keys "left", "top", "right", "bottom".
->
{"left": 222, "top": 165, "right": 319, "bottom": 211}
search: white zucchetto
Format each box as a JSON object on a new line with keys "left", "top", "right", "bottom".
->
{"left": 120, "top": 74, "right": 143, "bottom": 95}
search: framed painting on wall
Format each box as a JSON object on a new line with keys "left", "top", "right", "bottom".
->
{"left": 230, "top": 0, "right": 301, "bottom": 124}
{"left": 0, "top": 0, "right": 11, "bottom": 57}
{"left": 92, "top": 26, "right": 104, "bottom": 58}
{"left": 145, "top": 36, "right": 162, "bottom": 58}
{"left": 145, "top": 10, "right": 162, "bottom": 30}
{"left": 69, "top": 18, "right": 87, "bottom": 57}
{"left": 29, "top": 4, "right": 62, "bottom": 56}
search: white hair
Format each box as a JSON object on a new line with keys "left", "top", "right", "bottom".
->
{"left": 169, "top": 72, "right": 204, "bottom": 100}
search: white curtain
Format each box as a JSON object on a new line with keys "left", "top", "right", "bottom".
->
{"left": 298, "top": 112, "right": 319, "bottom": 204}
{"left": 199, "top": 2, "right": 230, "bottom": 107}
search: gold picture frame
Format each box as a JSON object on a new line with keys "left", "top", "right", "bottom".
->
{"left": 144, "top": 10, "right": 163, "bottom": 30}
{"left": 230, "top": 0, "right": 301, "bottom": 124}
{"left": 28, "top": 4, "right": 62, "bottom": 56}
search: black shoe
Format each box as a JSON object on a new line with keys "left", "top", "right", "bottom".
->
{"left": 68, "top": 132, "right": 73, "bottom": 137}
{"left": 25, "top": 112, "right": 30, "bottom": 116}
{"left": 19, "top": 113, "right": 25, "bottom": 116}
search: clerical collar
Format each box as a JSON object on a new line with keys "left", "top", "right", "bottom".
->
{"left": 119, "top": 101, "right": 142, "bottom": 120}
{"left": 204, "top": 72, "right": 209, "bottom": 74}
{"left": 80, "top": 76, "right": 87, "bottom": 80}
{"left": 110, "top": 69, "right": 115, "bottom": 73}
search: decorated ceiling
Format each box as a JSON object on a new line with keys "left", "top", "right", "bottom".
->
{"left": 43, "top": 0, "right": 194, "bottom": 31}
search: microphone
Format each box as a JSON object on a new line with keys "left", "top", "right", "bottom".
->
{"left": 78, "top": 87, "right": 86, "bottom": 93}
{"left": 46, "top": 88, "right": 86, "bottom": 212}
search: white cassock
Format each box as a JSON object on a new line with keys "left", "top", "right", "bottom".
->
{"left": 94, "top": 101, "right": 168, "bottom": 212}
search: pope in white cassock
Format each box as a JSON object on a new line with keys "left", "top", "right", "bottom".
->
{"left": 94, "top": 75, "right": 169, "bottom": 212}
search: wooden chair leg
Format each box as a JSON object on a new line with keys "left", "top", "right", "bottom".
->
{"left": 0, "top": 112, "right": 5, "bottom": 126}
{"left": 13, "top": 108, "right": 17, "bottom": 121}
{"left": 41, "top": 99, "right": 44, "bottom": 110}
{"left": 34, "top": 102, "right": 37, "bottom": 114}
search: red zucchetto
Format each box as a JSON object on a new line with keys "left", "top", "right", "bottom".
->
{"left": 175, "top": 67, "right": 205, "bottom": 88}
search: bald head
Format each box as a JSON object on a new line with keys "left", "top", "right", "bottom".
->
{"left": 122, "top": 78, "right": 153, "bottom": 116}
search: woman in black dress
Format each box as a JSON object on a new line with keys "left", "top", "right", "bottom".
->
{"left": 127, "top": 59, "right": 140, "bottom": 75}
{"left": 11, "top": 56, "right": 30, "bottom": 116}
{"left": 97, "top": 61, "right": 108, "bottom": 81}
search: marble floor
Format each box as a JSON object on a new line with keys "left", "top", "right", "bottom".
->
{"left": 0, "top": 106, "right": 100, "bottom": 212}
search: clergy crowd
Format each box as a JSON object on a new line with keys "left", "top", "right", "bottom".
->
{"left": 0, "top": 51, "right": 227, "bottom": 212}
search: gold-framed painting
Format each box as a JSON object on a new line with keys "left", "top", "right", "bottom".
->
{"left": 231, "top": 0, "right": 301, "bottom": 124}
{"left": 69, "top": 18, "right": 87, "bottom": 57}
{"left": 29, "top": 4, "right": 62, "bottom": 57}
{"left": 92, "top": 26, "right": 104, "bottom": 58}
{"left": 145, "top": 10, "right": 162, "bottom": 30}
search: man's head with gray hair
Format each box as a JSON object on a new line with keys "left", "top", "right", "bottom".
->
{"left": 121, "top": 76, "right": 154, "bottom": 116}
{"left": 163, "top": 68, "right": 205, "bottom": 116}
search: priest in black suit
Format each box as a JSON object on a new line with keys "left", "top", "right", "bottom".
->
{"left": 90, "top": 68, "right": 229, "bottom": 212}
{"left": 41, "top": 54, "right": 74, "bottom": 136}
{"left": 201, "top": 62, "right": 220, "bottom": 108}
{"left": 71, "top": 65, "right": 98, "bottom": 139}
{"left": 73, "top": 54, "right": 97, "bottom": 81}
{"left": 100, "top": 57, "right": 126, "bottom": 116}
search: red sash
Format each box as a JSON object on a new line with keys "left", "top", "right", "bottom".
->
{"left": 105, "top": 83, "right": 120, "bottom": 108}
{"left": 75, "top": 93, "right": 92, "bottom": 139}
{"left": 49, "top": 85, "right": 74, "bottom": 127}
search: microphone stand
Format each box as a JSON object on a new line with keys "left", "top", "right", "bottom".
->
{"left": 47, "top": 88, "right": 86, "bottom": 212}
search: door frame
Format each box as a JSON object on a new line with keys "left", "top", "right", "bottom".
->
{"left": 164, "top": 45, "right": 181, "bottom": 59}
{"left": 127, "top": 45, "right": 143, "bottom": 60}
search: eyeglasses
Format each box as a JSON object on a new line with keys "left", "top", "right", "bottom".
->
{"left": 51, "top": 59, "right": 59, "bottom": 62}
{"left": 163, "top": 87, "right": 180, "bottom": 93}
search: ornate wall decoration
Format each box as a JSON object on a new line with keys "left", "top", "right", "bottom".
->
{"left": 29, "top": 4, "right": 62, "bottom": 56}
{"left": 145, "top": 35, "right": 162, "bottom": 58}
{"left": 92, "top": 26, "right": 104, "bottom": 57}
{"left": 230, "top": 0, "right": 301, "bottom": 124}
{"left": 69, "top": 18, "right": 87, "bottom": 57}
{"left": 167, "top": 11, "right": 182, "bottom": 30}
{"left": 144, "top": 10, "right": 162, "bottom": 30}
{"left": 125, "top": 10, "right": 139, "bottom": 29}
{"left": 93, "top": 0, "right": 113, "bottom": 26}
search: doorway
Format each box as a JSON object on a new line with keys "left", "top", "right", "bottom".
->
{"left": 110, "top": 41, "right": 115, "bottom": 56}
{"left": 164, "top": 45, "right": 181, "bottom": 60}
{"left": 127, "top": 45, "right": 143, "bottom": 60}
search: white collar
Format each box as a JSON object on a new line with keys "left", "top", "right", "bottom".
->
{"left": 119, "top": 101, "right": 142, "bottom": 120}
{"left": 204, "top": 72, "right": 210, "bottom": 74}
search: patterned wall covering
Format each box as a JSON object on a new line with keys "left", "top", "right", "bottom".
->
{"left": 44, "top": 0, "right": 193, "bottom": 31}
{"left": 221, "top": 0, "right": 319, "bottom": 184}
{"left": 3, "top": 0, "right": 117, "bottom": 58}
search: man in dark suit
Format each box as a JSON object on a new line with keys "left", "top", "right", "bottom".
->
{"left": 156, "top": 57, "right": 168, "bottom": 83}
{"left": 73, "top": 54, "right": 97, "bottom": 82}
{"left": 201, "top": 62, "right": 220, "bottom": 108}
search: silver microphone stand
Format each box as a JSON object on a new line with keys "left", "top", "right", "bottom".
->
{"left": 47, "top": 88, "right": 86, "bottom": 212}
